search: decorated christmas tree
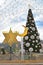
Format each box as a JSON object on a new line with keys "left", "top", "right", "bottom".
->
{"left": 23, "top": 9, "right": 42, "bottom": 53}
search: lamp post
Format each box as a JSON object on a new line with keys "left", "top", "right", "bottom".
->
{"left": 20, "top": 37, "right": 25, "bottom": 60}
{"left": 9, "top": 46, "right": 12, "bottom": 60}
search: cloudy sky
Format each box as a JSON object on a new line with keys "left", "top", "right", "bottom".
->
{"left": 0, "top": 0, "right": 43, "bottom": 43}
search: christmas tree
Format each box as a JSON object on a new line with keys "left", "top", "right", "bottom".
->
{"left": 23, "top": 9, "right": 42, "bottom": 53}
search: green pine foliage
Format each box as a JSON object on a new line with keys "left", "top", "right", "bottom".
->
{"left": 23, "top": 9, "right": 42, "bottom": 53}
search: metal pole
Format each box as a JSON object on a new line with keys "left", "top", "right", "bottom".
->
{"left": 10, "top": 46, "right": 12, "bottom": 60}
{"left": 30, "top": 51, "right": 32, "bottom": 60}
{"left": 21, "top": 38, "right": 24, "bottom": 60}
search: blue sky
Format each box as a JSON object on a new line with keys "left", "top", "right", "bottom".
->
{"left": 0, "top": 0, "right": 43, "bottom": 43}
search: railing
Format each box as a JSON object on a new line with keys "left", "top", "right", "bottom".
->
{"left": 0, "top": 52, "right": 43, "bottom": 60}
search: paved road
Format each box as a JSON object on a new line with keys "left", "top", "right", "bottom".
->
{"left": 0, "top": 63, "right": 43, "bottom": 65}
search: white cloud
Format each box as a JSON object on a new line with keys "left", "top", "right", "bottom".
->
{"left": 0, "top": 32, "right": 4, "bottom": 43}
{"left": 34, "top": 14, "right": 43, "bottom": 21}
{"left": 0, "top": 21, "right": 26, "bottom": 43}
{"left": 0, "top": 0, "right": 5, "bottom": 5}
{"left": 37, "top": 27, "right": 43, "bottom": 40}
{"left": 12, "top": 21, "right": 26, "bottom": 34}
{"left": 0, "top": 0, "right": 43, "bottom": 43}
{"left": 16, "top": 36, "right": 21, "bottom": 42}
{"left": 0, "top": 21, "right": 43, "bottom": 43}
